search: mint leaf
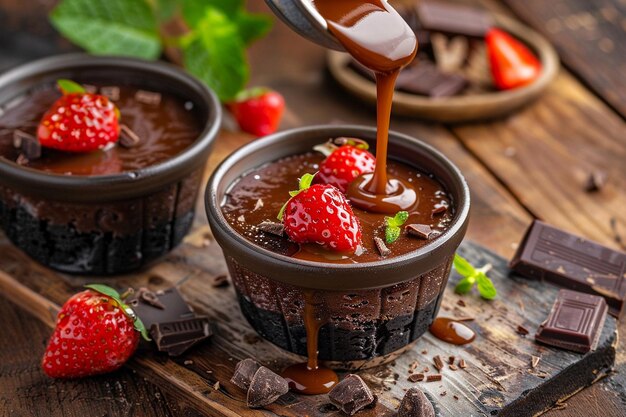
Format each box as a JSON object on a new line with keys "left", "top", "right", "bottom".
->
{"left": 182, "top": 0, "right": 242, "bottom": 27}
{"left": 455, "top": 276, "right": 475, "bottom": 294}
{"left": 453, "top": 253, "right": 476, "bottom": 278}
{"left": 155, "top": 0, "right": 178, "bottom": 21}
{"left": 236, "top": 13, "right": 273, "bottom": 45}
{"left": 385, "top": 211, "right": 408, "bottom": 244}
{"left": 50, "top": 0, "right": 161, "bottom": 59}
{"left": 183, "top": 8, "right": 248, "bottom": 101}
{"left": 476, "top": 272, "right": 497, "bottom": 300}
{"left": 385, "top": 226, "right": 400, "bottom": 244}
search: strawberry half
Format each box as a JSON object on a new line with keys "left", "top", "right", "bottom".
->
{"left": 37, "top": 80, "right": 120, "bottom": 153}
{"left": 42, "top": 284, "right": 148, "bottom": 379}
{"left": 314, "top": 138, "right": 376, "bottom": 193}
{"left": 279, "top": 173, "right": 362, "bottom": 253}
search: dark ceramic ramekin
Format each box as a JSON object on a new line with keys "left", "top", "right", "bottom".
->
{"left": 0, "top": 54, "right": 221, "bottom": 275}
{"left": 206, "top": 125, "right": 469, "bottom": 367}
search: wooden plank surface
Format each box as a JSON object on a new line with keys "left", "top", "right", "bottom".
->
{"left": 502, "top": 0, "right": 626, "bottom": 119}
{"left": 0, "top": 234, "right": 619, "bottom": 417}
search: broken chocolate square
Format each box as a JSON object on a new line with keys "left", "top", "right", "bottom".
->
{"left": 128, "top": 287, "right": 195, "bottom": 329}
{"left": 398, "top": 388, "right": 435, "bottom": 417}
{"left": 406, "top": 224, "right": 432, "bottom": 239}
{"left": 231, "top": 358, "right": 261, "bottom": 390}
{"left": 150, "top": 316, "right": 212, "bottom": 354}
{"left": 328, "top": 374, "right": 375, "bottom": 416}
{"left": 247, "top": 366, "right": 289, "bottom": 408}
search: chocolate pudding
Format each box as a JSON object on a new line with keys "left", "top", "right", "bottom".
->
{"left": 0, "top": 84, "right": 202, "bottom": 175}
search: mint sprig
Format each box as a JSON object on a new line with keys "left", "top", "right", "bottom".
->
{"left": 385, "top": 211, "right": 409, "bottom": 244}
{"left": 49, "top": 0, "right": 273, "bottom": 101}
{"left": 278, "top": 173, "right": 315, "bottom": 221}
{"left": 453, "top": 254, "right": 497, "bottom": 300}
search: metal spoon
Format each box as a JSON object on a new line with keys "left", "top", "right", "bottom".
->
{"left": 264, "top": 0, "right": 343, "bottom": 50}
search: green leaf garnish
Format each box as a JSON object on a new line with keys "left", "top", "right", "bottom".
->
{"left": 278, "top": 173, "right": 316, "bottom": 221}
{"left": 50, "top": 0, "right": 162, "bottom": 59}
{"left": 85, "top": 284, "right": 151, "bottom": 341}
{"left": 453, "top": 254, "right": 497, "bottom": 300}
{"left": 385, "top": 211, "right": 409, "bottom": 244}
{"left": 57, "top": 79, "right": 86, "bottom": 94}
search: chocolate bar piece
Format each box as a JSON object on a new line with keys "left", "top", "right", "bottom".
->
{"left": 129, "top": 287, "right": 195, "bottom": 329}
{"left": 396, "top": 62, "right": 468, "bottom": 98}
{"left": 329, "top": 374, "right": 375, "bottom": 415}
{"left": 416, "top": 1, "right": 493, "bottom": 38}
{"left": 398, "top": 388, "right": 435, "bottom": 417}
{"left": 535, "top": 289, "right": 608, "bottom": 353}
{"left": 510, "top": 220, "right": 626, "bottom": 317}
{"left": 231, "top": 358, "right": 261, "bottom": 390}
{"left": 150, "top": 316, "right": 212, "bottom": 355}
{"left": 247, "top": 366, "right": 289, "bottom": 408}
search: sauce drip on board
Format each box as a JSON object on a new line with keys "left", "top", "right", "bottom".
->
{"left": 281, "top": 291, "right": 339, "bottom": 394}
{"left": 314, "top": 0, "right": 418, "bottom": 214}
{"left": 429, "top": 317, "right": 476, "bottom": 345}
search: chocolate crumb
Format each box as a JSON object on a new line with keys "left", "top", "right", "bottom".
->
{"left": 432, "top": 204, "right": 448, "bottom": 216}
{"left": 138, "top": 288, "right": 165, "bottom": 310}
{"left": 453, "top": 395, "right": 459, "bottom": 400}
{"left": 409, "top": 361, "right": 420, "bottom": 371}
{"left": 374, "top": 237, "right": 391, "bottom": 256}
{"left": 421, "top": 350, "right": 428, "bottom": 355}
{"left": 531, "top": 355, "right": 540, "bottom": 369}
{"left": 449, "top": 364, "right": 458, "bottom": 371}
{"left": 213, "top": 381, "right": 220, "bottom": 390}
{"left": 253, "top": 199, "right": 264, "bottom": 211}
{"left": 13, "top": 130, "right": 41, "bottom": 160}
{"left": 210, "top": 274, "right": 230, "bottom": 288}
{"left": 135, "top": 90, "right": 162, "bottom": 105}
{"left": 406, "top": 224, "right": 432, "bottom": 239}
{"left": 448, "top": 355, "right": 455, "bottom": 364}
{"left": 426, "top": 374, "right": 442, "bottom": 382}
{"left": 231, "top": 358, "right": 261, "bottom": 390}
{"left": 516, "top": 325, "right": 530, "bottom": 336}
{"left": 459, "top": 359, "right": 467, "bottom": 369}
{"left": 398, "top": 388, "right": 435, "bottom": 417}
{"left": 454, "top": 316, "right": 474, "bottom": 322}
{"left": 408, "top": 373, "right": 424, "bottom": 382}
{"left": 184, "top": 360, "right": 193, "bottom": 365}
{"left": 101, "top": 86, "right": 120, "bottom": 101}
{"left": 433, "top": 355, "right": 444, "bottom": 372}
{"left": 257, "top": 221, "right": 284, "bottom": 237}
{"left": 457, "top": 299, "right": 466, "bottom": 307}
{"left": 440, "top": 391, "right": 447, "bottom": 397}
{"left": 329, "top": 374, "right": 375, "bottom": 415}
{"left": 15, "top": 154, "right": 29, "bottom": 165}
{"left": 584, "top": 170, "right": 608, "bottom": 192}
{"left": 247, "top": 367, "right": 289, "bottom": 408}
{"left": 119, "top": 124, "right": 141, "bottom": 148}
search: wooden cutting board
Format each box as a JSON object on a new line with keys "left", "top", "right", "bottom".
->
{"left": 0, "top": 220, "right": 617, "bottom": 416}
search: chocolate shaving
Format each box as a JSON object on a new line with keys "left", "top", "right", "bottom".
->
{"left": 531, "top": 355, "right": 540, "bottom": 369}
{"left": 459, "top": 359, "right": 467, "bottom": 369}
{"left": 213, "top": 381, "right": 220, "bottom": 391}
{"left": 516, "top": 325, "right": 530, "bottom": 336}
{"left": 426, "top": 374, "right": 442, "bottom": 382}
{"left": 257, "top": 221, "right": 284, "bottom": 237}
{"left": 584, "top": 170, "right": 608, "bottom": 192}
{"left": 455, "top": 316, "right": 474, "bottom": 322}
{"left": 440, "top": 391, "right": 447, "bottom": 397}
{"left": 135, "top": 90, "right": 162, "bottom": 105}
{"left": 119, "top": 124, "right": 141, "bottom": 148}
{"left": 231, "top": 358, "right": 261, "bottom": 390}
{"left": 408, "top": 373, "right": 424, "bottom": 382}
{"left": 449, "top": 364, "right": 458, "bottom": 371}
{"left": 139, "top": 288, "right": 165, "bottom": 310}
{"left": 398, "top": 388, "right": 435, "bottom": 417}
{"left": 406, "top": 224, "right": 432, "bottom": 239}
{"left": 101, "top": 86, "right": 120, "bottom": 101}
{"left": 210, "top": 274, "right": 230, "bottom": 288}
{"left": 374, "top": 237, "right": 391, "bottom": 257}
{"left": 329, "top": 374, "right": 375, "bottom": 416}
{"left": 433, "top": 355, "right": 444, "bottom": 372}
{"left": 13, "top": 130, "right": 41, "bottom": 160}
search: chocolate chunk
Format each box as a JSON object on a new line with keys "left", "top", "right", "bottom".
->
{"left": 426, "top": 374, "right": 442, "bottom": 382}
{"left": 416, "top": 1, "right": 493, "bottom": 37}
{"left": 433, "top": 355, "right": 444, "bottom": 372}
{"left": 257, "top": 221, "right": 285, "bottom": 237}
{"left": 584, "top": 170, "right": 608, "bottom": 192}
{"left": 119, "top": 124, "right": 141, "bottom": 148}
{"left": 135, "top": 90, "right": 162, "bottom": 105}
{"left": 100, "top": 86, "right": 120, "bottom": 101}
{"left": 13, "top": 130, "right": 41, "bottom": 160}
{"left": 458, "top": 359, "right": 467, "bottom": 369}
{"left": 150, "top": 316, "right": 212, "bottom": 353}
{"left": 535, "top": 289, "right": 608, "bottom": 353}
{"left": 449, "top": 364, "right": 458, "bottom": 371}
{"left": 247, "top": 366, "right": 289, "bottom": 408}
{"left": 329, "top": 374, "right": 375, "bottom": 416}
{"left": 231, "top": 358, "right": 261, "bottom": 390}
{"left": 374, "top": 237, "right": 391, "bottom": 257}
{"left": 448, "top": 355, "right": 455, "bottom": 365}
{"left": 210, "top": 274, "right": 230, "bottom": 288}
{"left": 128, "top": 287, "right": 195, "bottom": 329}
{"left": 406, "top": 224, "right": 432, "bottom": 239}
{"left": 516, "top": 325, "right": 530, "bottom": 336}
{"left": 510, "top": 220, "right": 626, "bottom": 317}
{"left": 397, "top": 62, "right": 468, "bottom": 97}
{"left": 398, "top": 388, "right": 435, "bottom": 417}
{"left": 408, "top": 373, "right": 424, "bottom": 382}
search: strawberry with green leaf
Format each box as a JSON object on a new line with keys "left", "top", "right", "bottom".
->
{"left": 453, "top": 254, "right": 497, "bottom": 300}
{"left": 42, "top": 284, "right": 149, "bottom": 379}
{"left": 313, "top": 138, "right": 376, "bottom": 193}
{"left": 385, "top": 211, "right": 409, "bottom": 244}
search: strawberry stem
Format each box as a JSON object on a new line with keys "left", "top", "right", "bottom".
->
{"left": 57, "top": 79, "right": 86, "bottom": 95}
{"left": 278, "top": 172, "right": 316, "bottom": 220}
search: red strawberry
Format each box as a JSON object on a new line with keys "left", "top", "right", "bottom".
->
{"left": 37, "top": 79, "right": 120, "bottom": 153}
{"left": 228, "top": 87, "right": 285, "bottom": 136}
{"left": 42, "top": 284, "right": 148, "bottom": 379}
{"left": 314, "top": 138, "right": 376, "bottom": 193}
{"left": 279, "top": 173, "right": 362, "bottom": 253}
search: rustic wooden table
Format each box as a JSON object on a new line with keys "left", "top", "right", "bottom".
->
{"left": 0, "top": 0, "right": 624, "bottom": 416}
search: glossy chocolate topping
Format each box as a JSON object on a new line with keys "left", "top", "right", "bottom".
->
{"left": 0, "top": 83, "right": 202, "bottom": 176}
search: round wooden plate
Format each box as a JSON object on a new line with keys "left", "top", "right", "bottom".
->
{"left": 326, "top": 14, "right": 560, "bottom": 123}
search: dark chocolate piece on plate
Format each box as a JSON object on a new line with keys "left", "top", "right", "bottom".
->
{"left": 535, "top": 289, "right": 608, "bottom": 353}
{"left": 246, "top": 366, "right": 289, "bottom": 408}
{"left": 328, "top": 374, "right": 375, "bottom": 416}
{"left": 397, "top": 62, "right": 468, "bottom": 98}
{"left": 128, "top": 287, "right": 195, "bottom": 329}
{"left": 150, "top": 316, "right": 212, "bottom": 352}
{"left": 510, "top": 220, "right": 626, "bottom": 317}
{"left": 398, "top": 388, "right": 435, "bottom": 417}
{"left": 231, "top": 358, "right": 261, "bottom": 390}
{"left": 416, "top": 1, "right": 493, "bottom": 38}
{"left": 13, "top": 129, "right": 41, "bottom": 160}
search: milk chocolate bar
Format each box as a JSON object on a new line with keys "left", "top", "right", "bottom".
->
{"left": 535, "top": 289, "right": 608, "bottom": 353}
{"left": 510, "top": 220, "right": 626, "bottom": 317}
{"left": 416, "top": 1, "right": 493, "bottom": 37}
